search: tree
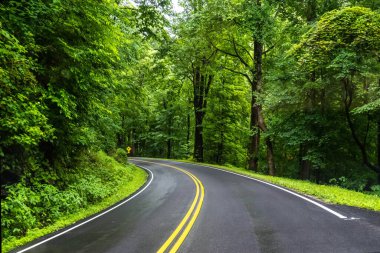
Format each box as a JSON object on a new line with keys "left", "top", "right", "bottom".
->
{"left": 203, "top": 70, "right": 250, "bottom": 166}
{"left": 172, "top": 2, "right": 217, "bottom": 162}
{"left": 0, "top": 0, "right": 169, "bottom": 185}
{"left": 294, "top": 6, "right": 380, "bottom": 181}
{"left": 199, "top": 0, "right": 276, "bottom": 173}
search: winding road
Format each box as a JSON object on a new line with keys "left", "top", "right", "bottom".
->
{"left": 14, "top": 158, "right": 380, "bottom": 253}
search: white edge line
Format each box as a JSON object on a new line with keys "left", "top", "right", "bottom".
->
{"left": 17, "top": 167, "right": 154, "bottom": 253}
{"left": 163, "top": 160, "right": 347, "bottom": 219}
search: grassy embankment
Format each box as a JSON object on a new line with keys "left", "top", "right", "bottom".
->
{"left": 1, "top": 151, "right": 147, "bottom": 253}
{"left": 176, "top": 159, "right": 380, "bottom": 211}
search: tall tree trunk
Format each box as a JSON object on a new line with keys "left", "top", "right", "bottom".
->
{"left": 247, "top": 0, "right": 276, "bottom": 173}
{"left": 187, "top": 111, "right": 191, "bottom": 156}
{"left": 299, "top": 145, "right": 312, "bottom": 180}
{"left": 117, "top": 115, "right": 125, "bottom": 147}
{"left": 299, "top": 144, "right": 311, "bottom": 180}
{"left": 258, "top": 108, "right": 276, "bottom": 175}
{"left": 299, "top": 72, "right": 316, "bottom": 180}
{"left": 167, "top": 138, "right": 172, "bottom": 159}
{"left": 193, "top": 66, "right": 213, "bottom": 162}
{"left": 247, "top": 41, "right": 276, "bottom": 174}
{"left": 194, "top": 110, "right": 204, "bottom": 161}
{"left": 343, "top": 78, "right": 380, "bottom": 180}
{"left": 266, "top": 137, "right": 275, "bottom": 176}
{"left": 295, "top": 0, "right": 318, "bottom": 179}
{"left": 248, "top": 92, "right": 260, "bottom": 170}
{"left": 167, "top": 121, "right": 172, "bottom": 159}
{"left": 247, "top": 31, "right": 263, "bottom": 171}
{"left": 163, "top": 99, "right": 172, "bottom": 159}
{"left": 193, "top": 67, "right": 204, "bottom": 162}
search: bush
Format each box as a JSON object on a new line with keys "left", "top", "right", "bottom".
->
{"left": 113, "top": 148, "right": 128, "bottom": 164}
{"left": 1, "top": 151, "right": 135, "bottom": 240}
{"left": 370, "top": 185, "right": 380, "bottom": 196}
{"left": 33, "top": 184, "right": 84, "bottom": 226}
{"left": 70, "top": 175, "right": 112, "bottom": 204}
{"left": 1, "top": 184, "right": 37, "bottom": 238}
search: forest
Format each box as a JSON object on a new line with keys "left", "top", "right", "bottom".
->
{"left": 1, "top": 0, "right": 380, "bottom": 248}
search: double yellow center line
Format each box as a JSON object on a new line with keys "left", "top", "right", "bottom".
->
{"left": 131, "top": 160, "right": 204, "bottom": 253}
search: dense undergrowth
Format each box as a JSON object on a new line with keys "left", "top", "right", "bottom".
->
{"left": 176, "top": 159, "right": 380, "bottom": 211}
{"left": 1, "top": 150, "right": 147, "bottom": 253}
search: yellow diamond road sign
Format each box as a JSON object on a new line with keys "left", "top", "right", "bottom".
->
{"left": 126, "top": 146, "right": 132, "bottom": 154}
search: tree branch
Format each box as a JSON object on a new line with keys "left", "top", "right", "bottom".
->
{"left": 263, "top": 45, "right": 275, "bottom": 55}
{"left": 233, "top": 39, "right": 254, "bottom": 62}
{"left": 206, "top": 49, "right": 218, "bottom": 62}
{"left": 208, "top": 38, "right": 250, "bottom": 69}
{"left": 221, "top": 65, "right": 253, "bottom": 84}
{"left": 364, "top": 113, "right": 370, "bottom": 146}
{"left": 232, "top": 37, "right": 250, "bottom": 68}
{"left": 343, "top": 78, "right": 377, "bottom": 171}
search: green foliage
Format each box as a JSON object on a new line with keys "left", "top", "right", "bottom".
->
{"left": 0, "top": 0, "right": 165, "bottom": 184}
{"left": 126, "top": 3, "right": 380, "bottom": 191}
{"left": 1, "top": 183, "right": 84, "bottom": 238}
{"left": 204, "top": 74, "right": 250, "bottom": 166}
{"left": 262, "top": 5, "right": 380, "bottom": 185}
{"left": 0, "top": 22, "right": 54, "bottom": 177}
{"left": 1, "top": 184, "right": 37, "bottom": 237}
{"left": 178, "top": 160, "right": 380, "bottom": 211}
{"left": 371, "top": 185, "right": 380, "bottom": 196}
{"left": 2, "top": 156, "right": 147, "bottom": 253}
{"left": 329, "top": 176, "right": 369, "bottom": 191}
{"left": 114, "top": 148, "right": 129, "bottom": 164}
{"left": 295, "top": 7, "right": 380, "bottom": 69}
{"left": 2, "top": 0, "right": 380, "bottom": 250}
{"left": 1, "top": 151, "right": 145, "bottom": 244}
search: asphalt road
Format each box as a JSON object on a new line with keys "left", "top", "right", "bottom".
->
{"left": 14, "top": 158, "right": 380, "bottom": 253}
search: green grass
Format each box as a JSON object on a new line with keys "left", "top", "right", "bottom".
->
{"left": 1, "top": 162, "right": 147, "bottom": 253}
{"left": 174, "top": 159, "right": 380, "bottom": 212}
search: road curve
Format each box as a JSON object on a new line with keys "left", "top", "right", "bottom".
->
{"left": 13, "top": 158, "right": 380, "bottom": 253}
